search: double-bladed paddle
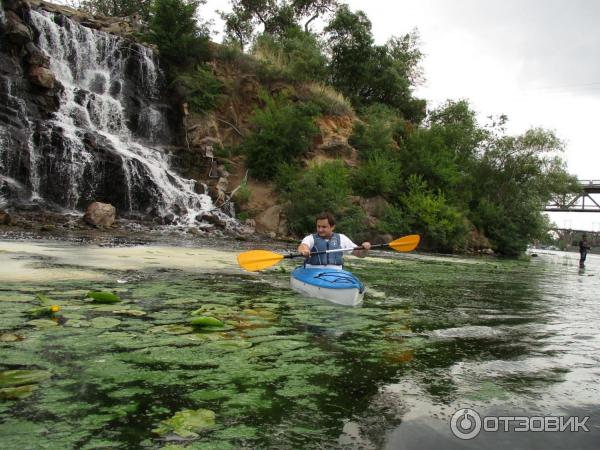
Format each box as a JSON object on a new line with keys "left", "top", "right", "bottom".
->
{"left": 237, "top": 234, "right": 420, "bottom": 272}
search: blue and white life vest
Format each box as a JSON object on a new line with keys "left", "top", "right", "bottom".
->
{"left": 308, "top": 233, "right": 343, "bottom": 266}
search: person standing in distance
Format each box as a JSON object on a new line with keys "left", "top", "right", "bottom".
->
{"left": 579, "top": 233, "right": 591, "bottom": 268}
{"left": 297, "top": 212, "right": 371, "bottom": 269}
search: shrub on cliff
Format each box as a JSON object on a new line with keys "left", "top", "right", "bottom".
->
{"left": 243, "top": 92, "right": 319, "bottom": 181}
{"left": 252, "top": 29, "right": 328, "bottom": 82}
{"left": 173, "top": 66, "right": 225, "bottom": 113}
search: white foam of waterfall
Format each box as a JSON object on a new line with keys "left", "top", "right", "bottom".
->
{"left": 29, "top": 10, "right": 227, "bottom": 226}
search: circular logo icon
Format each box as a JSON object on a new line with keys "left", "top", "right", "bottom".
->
{"left": 450, "top": 408, "right": 482, "bottom": 440}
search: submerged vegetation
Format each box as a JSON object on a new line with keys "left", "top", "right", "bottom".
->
{"left": 1, "top": 245, "right": 592, "bottom": 448}
{"left": 76, "top": 0, "right": 578, "bottom": 255}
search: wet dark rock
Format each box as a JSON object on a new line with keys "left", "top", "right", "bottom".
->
{"left": 161, "top": 214, "right": 176, "bottom": 225}
{"left": 0, "top": 210, "right": 13, "bottom": 225}
{"left": 4, "top": 10, "right": 32, "bottom": 46}
{"left": 25, "top": 42, "right": 49, "bottom": 67}
{"left": 195, "top": 212, "right": 227, "bottom": 229}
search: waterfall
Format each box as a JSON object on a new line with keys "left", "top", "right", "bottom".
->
{"left": 1, "top": 9, "right": 228, "bottom": 226}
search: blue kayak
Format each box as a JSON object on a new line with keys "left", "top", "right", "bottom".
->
{"left": 290, "top": 267, "right": 365, "bottom": 306}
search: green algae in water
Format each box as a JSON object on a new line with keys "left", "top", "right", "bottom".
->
{"left": 0, "top": 251, "right": 582, "bottom": 449}
{"left": 189, "top": 316, "right": 225, "bottom": 328}
{"left": 0, "top": 369, "right": 52, "bottom": 400}
{"left": 26, "top": 318, "right": 58, "bottom": 328}
{"left": 85, "top": 291, "right": 121, "bottom": 304}
{"left": 153, "top": 408, "right": 216, "bottom": 438}
{"left": 0, "top": 369, "right": 52, "bottom": 387}
{"left": 89, "top": 317, "right": 122, "bottom": 329}
{"left": 148, "top": 324, "right": 195, "bottom": 335}
{"left": 0, "top": 383, "right": 38, "bottom": 400}
{"left": 191, "top": 303, "right": 238, "bottom": 317}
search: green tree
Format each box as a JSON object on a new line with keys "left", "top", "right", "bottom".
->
{"left": 397, "top": 100, "right": 487, "bottom": 209}
{"left": 325, "top": 6, "right": 373, "bottom": 104}
{"left": 470, "top": 128, "right": 578, "bottom": 255}
{"left": 143, "top": 0, "right": 210, "bottom": 70}
{"left": 324, "top": 6, "right": 425, "bottom": 121}
{"left": 220, "top": 4, "right": 254, "bottom": 51}
{"left": 79, "top": 0, "right": 153, "bottom": 21}
{"left": 221, "top": 0, "right": 340, "bottom": 47}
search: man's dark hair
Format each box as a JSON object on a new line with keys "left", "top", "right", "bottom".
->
{"left": 316, "top": 212, "right": 336, "bottom": 226}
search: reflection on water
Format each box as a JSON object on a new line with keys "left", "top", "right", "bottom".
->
{"left": 0, "top": 242, "right": 598, "bottom": 449}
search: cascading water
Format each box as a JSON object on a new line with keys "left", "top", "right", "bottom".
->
{"left": 0, "top": 7, "right": 230, "bottom": 226}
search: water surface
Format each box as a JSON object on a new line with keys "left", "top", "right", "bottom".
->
{"left": 0, "top": 241, "right": 598, "bottom": 449}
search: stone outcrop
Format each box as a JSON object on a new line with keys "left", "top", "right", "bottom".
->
{"left": 84, "top": 202, "right": 116, "bottom": 228}
{"left": 27, "top": 65, "right": 55, "bottom": 88}
{"left": 254, "top": 205, "right": 287, "bottom": 237}
{"left": 0, "top": 209, "right": 13, "bottom": 225}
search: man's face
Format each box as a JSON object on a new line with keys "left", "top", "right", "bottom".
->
{"left": 316, "top": 218, "right": 335, "bottom": 238}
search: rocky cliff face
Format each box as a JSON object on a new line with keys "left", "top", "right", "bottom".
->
{"left": 0, "top": 1, "right": 362, "bottom": 238}
{"left": 0, "top": 0, "right": 238, "bottom": 231}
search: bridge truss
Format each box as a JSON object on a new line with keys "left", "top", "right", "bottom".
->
{"left": 545, "top": 180, "right": 600, "bottom": 212}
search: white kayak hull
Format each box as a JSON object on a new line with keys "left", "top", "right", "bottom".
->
{"left": 290, "top": 267, "right": 365, "bottom": 307}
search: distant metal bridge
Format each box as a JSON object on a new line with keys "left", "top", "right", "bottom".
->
{"left": 545, "top": 180, "right": 600, "bottom": 212}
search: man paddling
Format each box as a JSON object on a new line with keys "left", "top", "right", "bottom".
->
{"left": 297, "top": 212, "right": 371, "bottom": 269}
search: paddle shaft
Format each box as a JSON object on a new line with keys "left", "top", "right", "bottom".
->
{"left": 285, "top": 243, "right": 388, "bottom": 260}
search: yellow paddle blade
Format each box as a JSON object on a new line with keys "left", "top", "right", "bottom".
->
{"left": 388, "top": 234, "right": 420, "bottom": 252}
{"left": 237, "top": 250, "right": 285, "bottom": 272}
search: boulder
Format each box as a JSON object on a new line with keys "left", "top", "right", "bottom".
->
{"left": 359, "top": 196, "right": 390, "bottom": 217}
{"left": 83, "top": 202, "right": 116, "bottom": 228}
{"left": 0, "top": 210, "right": 12, "bottom": 225}
{"left": 28, "top": 66, "right": 55, "bottom": 89}
{"left": 195, "top": 212, "right": 227, "bottom": 229}
{"left": 254, "top": 205, "right": 287, "bottom": 236}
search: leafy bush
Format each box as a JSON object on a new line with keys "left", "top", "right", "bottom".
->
{"left": 381, "top": 175, "right": 467, "bottom": 252}
{"left": 280, "top": 160, "right": 366, "bottom": 237}
{"left": 174, "top": 66, "right": 225, "bottom": 113}
{"left": 350, "top": 151, "right": 398, "bottom": 197}
{"left": 243, "top": 91, "right": 319, "bottom": 180}
{"left": 348, "top": 106, "right": 405, "bottom": 160}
